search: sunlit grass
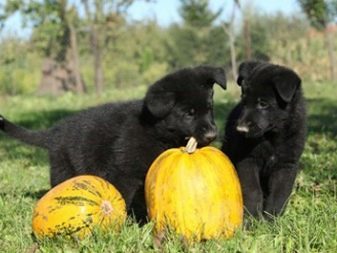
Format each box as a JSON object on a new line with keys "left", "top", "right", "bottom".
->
{"left": 0, "top": 82, "right": 336, "bottom": 252}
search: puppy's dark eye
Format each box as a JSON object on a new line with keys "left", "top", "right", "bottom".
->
{"left": 188, "top": 108, "right": 195, "bottom": 115}
{"left": 257, "top": 100, "right": 269, "bottom": 109}
{"left": 186, "top": 108, "right": 195, "bottom": 117}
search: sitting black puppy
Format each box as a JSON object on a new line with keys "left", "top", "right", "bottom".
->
{"left": 0, "top": 66, "right": 226, "bottom": 221}
{"left": 222, "top": 61, "right": 306, "bottom": 219}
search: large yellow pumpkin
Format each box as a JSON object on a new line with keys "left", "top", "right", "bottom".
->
{"left": 32, "top": 175, "right": 127, "bottom": 239}
{"left": 145, "top": 137, "right": 243, "bottom": 241}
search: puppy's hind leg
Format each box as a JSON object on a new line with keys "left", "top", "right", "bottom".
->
{"left": 129, "top": 187, "right": 148, "bottom": 224}
{"left": 110, "top": 174, "right": 147, "bottom": 222}
{"left": 111, "top": 175, "right": 143, "bottom": 208}
{"left": 49, "top": 152, "right": 76, "bottom": 187}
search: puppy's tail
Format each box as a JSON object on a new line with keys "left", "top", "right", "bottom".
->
{"left": 0, "top": 115, "right": 50, "bottom": 149}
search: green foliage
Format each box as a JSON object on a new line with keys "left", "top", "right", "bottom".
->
{"left": 238, "top": 12, "right": 310, "bottom": 62}
{"left": 141, "top": 62, "right": 169, "bottom": 85}
{"left": 165, "top": 0, "right": 228, "bottom": 69}
{"left": 179, "top": 0, "right": 222, "bottom": 27}
{"left": 0, "top": 1, "right": 336, "bottom": 95}
{"left": 236, "top": 14, "right": 271, "bottom": 61}
{"left": 0, "top": 82, "right": 337, "bottom": 252}
{"left": 1, "top": 0, "right": 72, "bottom": 59}
{"left": 102, "top": 21, "right": 169, "bottom": 88}
{"left": 0, "top": 0, "right": 22, "bottom": 24}
{"left": 0, "top": 39, "right": 41, "bottom": 95}
{"left": 298, "top": 0, "right": 337, "bottom": 29}
{"left": 204, "top": 26, "right": 230, "bottom": 66}
{"left": 166, "top": 25, "right": 201, "bottom": 67}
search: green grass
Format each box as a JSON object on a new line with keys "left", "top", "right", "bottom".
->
{"left": 0, "top": 82, "right": 337, "bottom": 252}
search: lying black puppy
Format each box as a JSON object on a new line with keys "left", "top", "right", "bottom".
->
{"left": 222, "top": 61, "right": 306, "bottom": 219}
{"left": 0, "top": 66, "right": 226, "bottom": 220}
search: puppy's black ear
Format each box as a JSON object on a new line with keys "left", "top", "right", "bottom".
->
{"left": 145, "top": 91, "right": 175, "bottom": 118}
{"left": 197, "top": 66, "right": 227, "bottom": 90}
{"left": 273, "top": 69, "right": 301, "bottom": 103}
{"left": 210, "top": 67, "right": 227, "bottom": 90}
{"left": 237, "top": 61, "right": 263, "bottom": 86}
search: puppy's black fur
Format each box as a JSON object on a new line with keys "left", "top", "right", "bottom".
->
{"left": 0, "top": 66, "right": 226, "bottom": 221}
{"left": 222, "top": 61, "right": 306, "bottom": 219}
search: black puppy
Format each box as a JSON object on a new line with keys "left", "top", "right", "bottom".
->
{"left": 0, "top": 66, "right": 226, "bottom": 220}
{"left": 222, "top": 61, "right": 306, "bottom": 219}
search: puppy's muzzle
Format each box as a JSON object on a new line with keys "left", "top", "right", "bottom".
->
{"left": 203, "top": 131, "right": 217, "bottom": 143}
{"left": 236, "top": 119, "right": 253, "bottom": 133}
{"left": 236, "top": 124, "right": 250, "bottom": 133}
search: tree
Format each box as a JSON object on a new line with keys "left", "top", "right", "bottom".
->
{"left": 166, "top": 0, "right": 225, "bottom": 69}
{"left": 0, "top": 0, "right": 87, "bottom": 94}
{"left": 298, "top": 0, "right": 337, "bottom": 80}
{"left": 222, "top": 0, "right": 241, "bottom": 80}
{"left": 81, "top": 0, "right": 148, "bottom": 94}
{"left": 180, "top": 0, "right": 222, "bottom": 27}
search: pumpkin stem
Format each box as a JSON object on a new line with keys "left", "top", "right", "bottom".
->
{"left": 184, "top": 137, "right": 198, "bottom": 154}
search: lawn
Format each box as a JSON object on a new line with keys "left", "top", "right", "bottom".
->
{"left": 0, "top": 81, "right": 336, "bottom": 253}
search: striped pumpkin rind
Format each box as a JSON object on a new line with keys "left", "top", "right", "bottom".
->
{"left": 145, "top": 146, "right": 243, "bottom": 241}
{"left": 32, "top": 175, "right": 126, "bottom": 239}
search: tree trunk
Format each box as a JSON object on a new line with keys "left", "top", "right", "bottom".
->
{"left": 83, "top": 0, "right": 104, "bottom": 95}
{"left": 38, "top": 1, "right": 86, "bottom": 95}
{"left": 223, "top": 25, "right": 237, "bottom": 81}
{"left": 69, "top": 23, "right": 87, "bottom": 93}
{"left": 222, "top": 0, "right": 240, "bottom": 81}
{"left": 243, "top": 18, "right": 252, "bottom": 60}
{"left": 324, "top": 28, "right": 337, "bottom": 81}
{"left": 92, "top": 26, "right": 104, "bottom": 94}
{"left": 229, "top": 28, "right": 238, "bottom": 80}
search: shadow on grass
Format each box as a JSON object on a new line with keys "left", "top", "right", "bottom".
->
{"left": 0, "top": 140, "right": 48, "bottom": 166}
{"left": 23, "top": 189, "right": 49, "bottom": 199}
{"left": 0, "top": 102, "right": 237, "bottom": 164}
{"left": 306, "top": 98, "right": 337, "bottom": 137}
{"left": 0, "top": 109, "right": 79, "bottom": 165}
{"left": 10, "top": 109, "right": 79, "bottom": 129}
{"left": 2, "top": 97, "right": 336, "bottom": 162}
{"left": 1, "top": 97, "right": 336, "bottom": 139}
{"left": 0, "top": 189, "right": 49, "bottom": 199}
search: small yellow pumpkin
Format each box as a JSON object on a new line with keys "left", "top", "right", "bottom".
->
{"left": 32, "top": 175, "right": 127, "bottom": 239}
{"left": 145, "top": 137, "right": 243, "bottom": 241}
